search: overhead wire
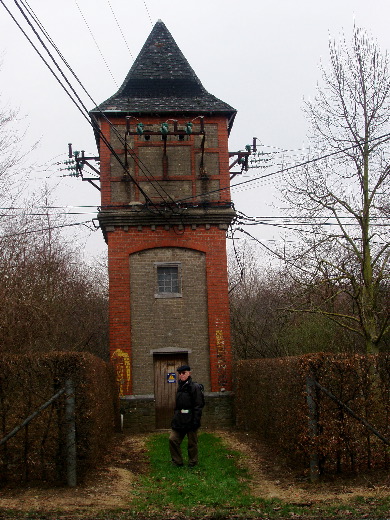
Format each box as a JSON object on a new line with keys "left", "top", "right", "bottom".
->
{"left": 1, "top": 205, "right": 388, "bottom": 227}
{"left": 1, "top": 0, "right": 92, "bottom": 126}
{"left": 142, "top": 0, "right": 153, "bottom": 26}
{"left": 74, "top": 0, "right": 118, "bottom": 88}
{"left": 234, "top": 227, "right": 285, "bottom": 262}
{"left": 172, "top": 130, "right": 390, "bottom": 205}
{"left": 234, "top": 210, "right": 389, "bottom": 226}
{"left": 29, "top": 1, "right": 189, "bottom": 213}
{"left": 0, "top": 206, "right": 387, "bottom": 234}
{"left": 8, "top": 0, "right": 363, "bottom": 221}
{"left": 228, "top": 227, "right": 246, "bottom": 294}
{"left": 0, "top": 220, "right": 95, "bottom": 239}
{"left": 233, "top": 131, "right": 390, "bottom": 191}
{"left": 106, "top": 0, "right": 134, "bottom": 60}
{"left": 3, "top": 0, "right": 181, "bottom": 217}
{"left": 61, "top": 2, "right": 183, "bottom": 210}
{"left": 42, "top": 0, "right": 170, "bottom": 206}
{"left": 12, "top": 0, "right": 179, "bottom": 210}
{"left": 2, "top": 1, "right": 389, "bottom": 240}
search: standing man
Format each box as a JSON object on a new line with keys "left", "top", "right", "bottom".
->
{"left": 169, "top": 365, "right": 204, "bottom": 467}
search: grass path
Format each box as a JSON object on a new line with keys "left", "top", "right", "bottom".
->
{"left": 0, "top": 431, "right": 389, "bottom": 519}
{"left": 131, "top": 432, "right": 255, "bottom": 516}
{"left": 121, "top": 432, "right": 390, "bottom": 519}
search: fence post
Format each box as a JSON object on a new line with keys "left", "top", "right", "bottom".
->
{"left": 65, "top": 378, "right": 77, "bottom": 487}
{"left": 306, "top": 373, "right": 320, "bottom": 482}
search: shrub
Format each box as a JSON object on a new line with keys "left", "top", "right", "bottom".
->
{"left": 0, "top": 352, "right": 118, "bottom": 485}
{"left": 235, "top": 354, "right": 390, "bottom": 476}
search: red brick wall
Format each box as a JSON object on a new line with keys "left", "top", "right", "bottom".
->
{"left": 98, "top": 113, "right": 233, "bottom": 394}
{"left": 98, "top": 115, "right": 232, "bottom": 206}
{"left": 107, "top": 225, "right": 232, "bottom": 393}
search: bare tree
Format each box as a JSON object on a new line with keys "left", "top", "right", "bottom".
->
{"left": 0, "top": 91, "right": 34, "bottom": 209}
{"left": 0, "top": 207, "right": 109, "bottom": 358}
{"left": 228, "top": 242, "right": 363, "bottom": 358}
{"left": 283, "top": 27, "right": 390, "bottom": 354}
{"left": 229, "top": 243, "right": 294, "bottom": 358}
{"left": 0, "top": 82, "right": 108, "bottom": 357}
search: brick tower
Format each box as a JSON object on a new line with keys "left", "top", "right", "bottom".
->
{"left": 90, "top": 20, "right": 236, "bottom": 430}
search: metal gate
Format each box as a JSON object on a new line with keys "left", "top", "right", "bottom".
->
{"left": 154, "top": 353, "right": 188, "bottom": 429}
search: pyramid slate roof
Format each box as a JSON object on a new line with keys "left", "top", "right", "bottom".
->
{"left": 90, "top": 20, "right": 236, "bottom": 129}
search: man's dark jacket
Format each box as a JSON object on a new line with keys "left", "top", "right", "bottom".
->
{"left": 171, "top": 377, "right": 204, "bottom": 432}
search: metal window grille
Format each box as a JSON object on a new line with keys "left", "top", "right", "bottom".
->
{"left": 157, "top": 265, "right": 179, "bottom": 293}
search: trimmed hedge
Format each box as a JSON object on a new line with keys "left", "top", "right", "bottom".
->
{"left": 0, "top": 352, "right": 118, "bottom": 485}
{"left": 235, "top": 354, "right": 390, "bottom": 476}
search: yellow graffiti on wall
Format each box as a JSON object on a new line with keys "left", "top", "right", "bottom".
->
{"left": 215, "top": 329, "right": 227, "bottom": 387}
{"left": 111, "top": 349, "right": 131, "bottom": 397}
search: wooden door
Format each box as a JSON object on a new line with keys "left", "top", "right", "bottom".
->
{"left": 154, "top": 353, "right": 188, "bottom": 429}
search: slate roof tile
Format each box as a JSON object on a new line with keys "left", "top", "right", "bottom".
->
{"left": 90, "top": 20, "right": 236, "bottom": 124}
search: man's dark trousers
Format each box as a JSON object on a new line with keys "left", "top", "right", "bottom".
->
{"left": 169, "top": 429, "right": 198, "bottom": 466}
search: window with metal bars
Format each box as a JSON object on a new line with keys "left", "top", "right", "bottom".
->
{"left": 155, "top": 263, "right": 182, "bottom": 298}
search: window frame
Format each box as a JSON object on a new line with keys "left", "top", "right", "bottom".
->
{"left": 154, "top": 262, "right": 182, "bottom": 298}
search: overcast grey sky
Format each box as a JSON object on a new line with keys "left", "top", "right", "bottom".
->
{"left": 0, "top": 0, "right": 389, "bottom": 260}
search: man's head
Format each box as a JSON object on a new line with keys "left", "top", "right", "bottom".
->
{"left": 177, "top": 364, "right": 191, "bottom": 382}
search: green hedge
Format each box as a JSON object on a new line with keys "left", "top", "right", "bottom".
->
{"left": 235, "top": 354, "right": 390, "bottom": 476}
{"left": 0, "top": 352, "right": 118, "bottom": 485}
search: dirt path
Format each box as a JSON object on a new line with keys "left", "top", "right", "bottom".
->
{"left": 222, "top": 430, "right": 390, "bottom": 504}
{"left": 0, "top": 430, "right": 389, "bottom": 515}
{"left": 0, "top": 434, "right": 146, "bottom": 513}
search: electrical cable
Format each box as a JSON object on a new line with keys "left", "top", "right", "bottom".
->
{"left": 106, "top": 0, "right": 134, "bottom": 59}
{"left": 235, "top": 227, "right": 285, "bottom": 262}
{"left": 172, "top": 131, "right": 390, "bottom": 205}
{"left": 74, "top": 0, "right": 118, "bottom": 88}
{"left": 234, "top": 210, "right": 389, "bottom": 226}
{"left": 3, "top": 1, "right": 389, "bottom": 240}
{"left": 0, "top": 220, "right": 94, "bottom": 239}
{"left": 142, "top": 0, "right": 153, "bottom": 26}
{"left": 6, "top": 0, "right": 250, "bottom": 218}
{"left": 7, "top": 0, "right": 182, "bottom": 214}
{"left": 1, "top": 205, "right": 388, "bottom": 228}
{"left": 45, "top": 2, "right": 183, "bottom": 209}
{"left": 228, "top": 226, "right": 245, "bottom": 294}
{"left": 1, "top": 1, "right": 92, "bottom": 126}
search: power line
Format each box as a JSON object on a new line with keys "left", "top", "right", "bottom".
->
{"left": 173, "top": 131, "right": 390, "bottom": 205}
{"left": 1, "top": 205, "right": 385, "bottom": 215}
{"left": 142, "top": 0, "right": 153, "bottom": 26}
{"left": 234, "top": 227, "right": 285, "bottom": 261}
{"left": 232, "top": 133, "right": 390, "bottom": 191}
{"left": 0, "top": 220, "right": 94, "bottom": 239}
{"left": 13, "top": 3, "right": 198, "bottom": 213}
{"left": 106, "top": 0, "right": 134, "bottom": 60}
{"left": 3, "top": 0, "right": 181, "bottom": 215}
{"left": 5, "top": 0, "right": 175, "bottom": 208}
{"left": 0, "top": 205, "right": 99, "bottom": 210}
{"left": 1, "top": 205, "right": 389, "bottom": 223}
{"left": 1, "top": 0, "right": 91, "bottom": 124}
{"left": 4, "top": 0, "right": 390, "bottom": 235}
{"left": 235, "top": 211, "right": 390, "bottom": 227}
{"left": 74, "top": 0, "right": 118, "bottom": 88}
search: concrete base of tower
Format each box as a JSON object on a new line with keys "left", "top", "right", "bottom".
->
{"left": 120, "top": 392, "right": 235, "bottom": 433}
